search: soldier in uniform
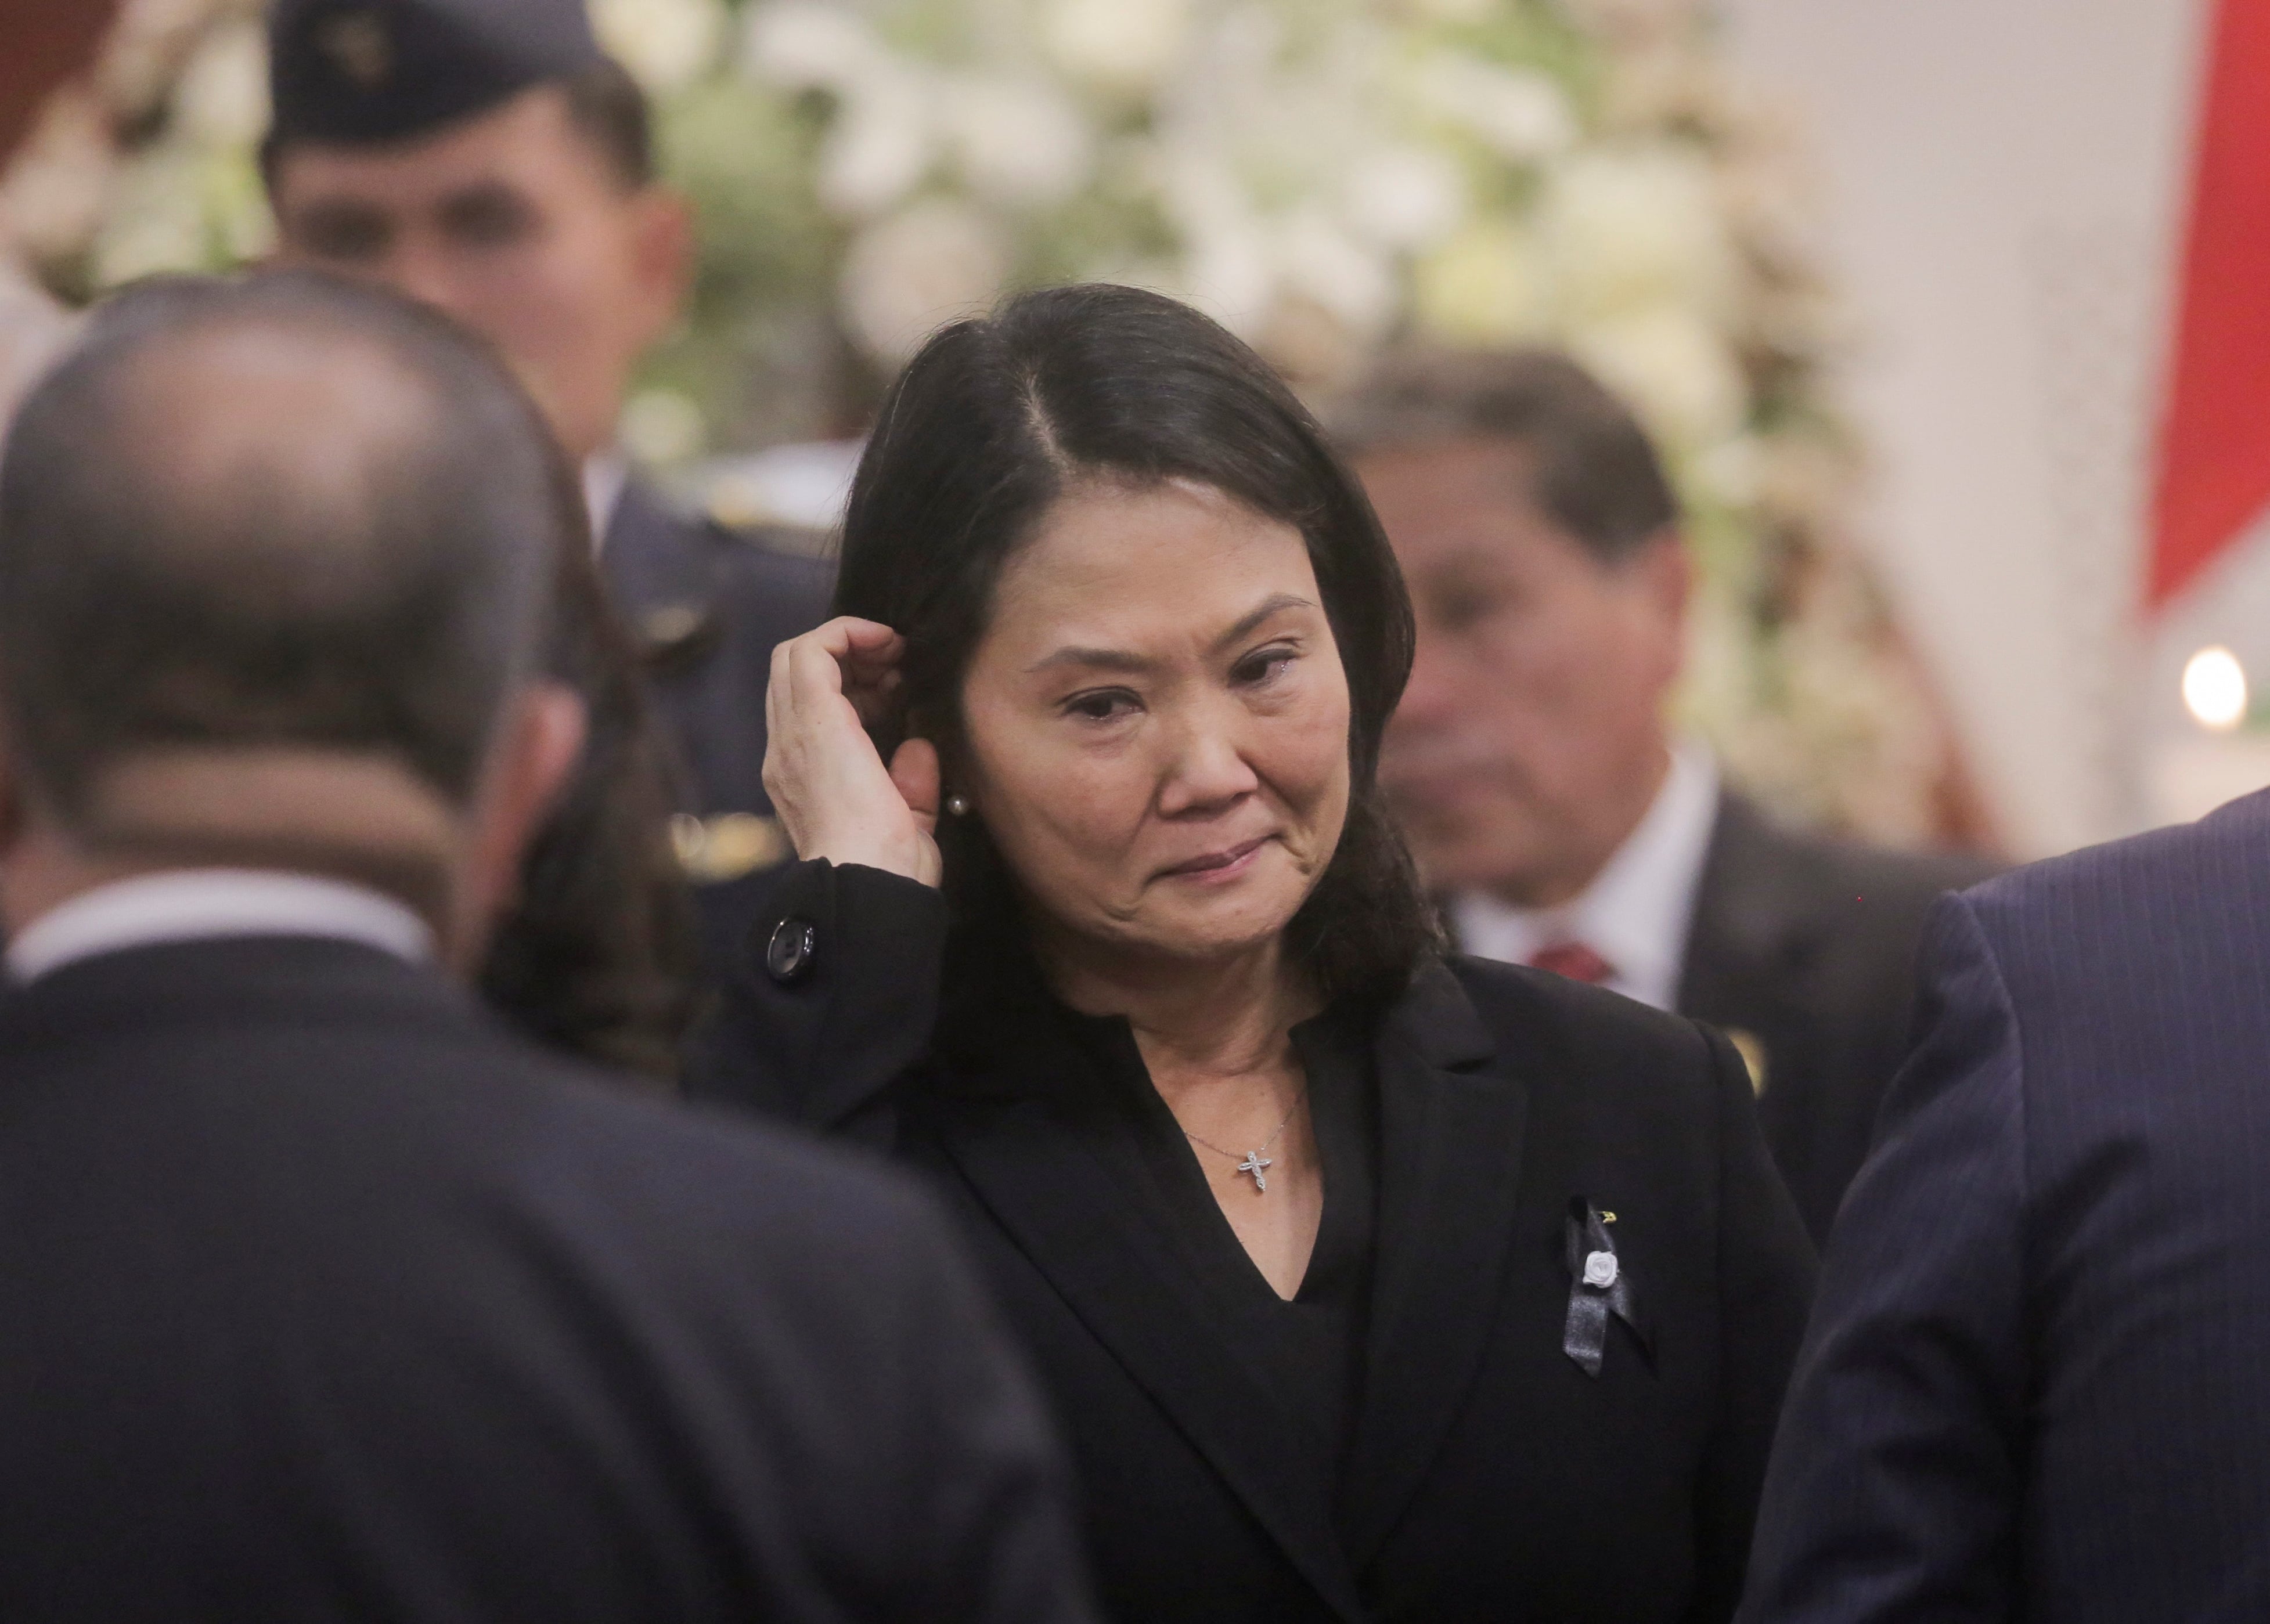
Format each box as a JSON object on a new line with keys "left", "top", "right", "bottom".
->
{"left": 261, "top": 0, "right": 830, "bottom": 904}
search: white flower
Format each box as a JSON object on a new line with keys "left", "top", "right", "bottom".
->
{"left": 743, "top": 1, "right": 881, "bottom": 89}
{"left": 1042, "top": 0, "right": 1192, "bottom": 97}
{"left": 839, "top": 197, "right": 1010, "bottom": 366}
{"left": 1343, "top": 145, "right": 1467, "bottom": 251}
{"left": 172, "top": 22, "right": 268, "bottom": 150}
{"left": 593, "top": 0, "right": 724, "bottom": 92}
{"left": 1156, "top": 147, "right": 1251, "bottom": 243}
{"left": 93, "top": 151, "right": 210, "bottom": 287}
{"left": 1568, "top": 304, "right": 1747, "bottom": 446}
{"left": 816, "top": 60, "right": 938, "bottom": 220}
{"left": 1541, "top": 146, "right": 1736, "bottom": 322}
{"left": 1180, "top": 222, "right": 1276, "bottom": 340}
{"left": 1411, "top": 221, "right": 1547, "bottom": 345}
{"left": 1155, "top": 151, "right": 1275, "bottom": 336}
{"left": 1084, "top": 256, "right": 1190, "bottom": 304}
{"left": 1275, "top": 207, "right": 1396, "bottom": 335}
{"left": 1416, "top": 54, "right": 1576, "bottom": 164}
{"left": 940, "top": 76, "right": 1095, "bottom": 208}
{"left": 1694, "top": 434, "right": 1763, "bottom": 508}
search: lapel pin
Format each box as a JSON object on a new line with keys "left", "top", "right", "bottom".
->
{"left": 1563, "top": 1199, "right": 1650, "bottom": 1378}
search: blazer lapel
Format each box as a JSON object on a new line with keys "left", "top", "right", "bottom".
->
{"left": 920, "top": 1042, "right": 1370, "bottom": 1624}
{"left": 1340, "top": 963, "right": 1527, "bottom": 1566}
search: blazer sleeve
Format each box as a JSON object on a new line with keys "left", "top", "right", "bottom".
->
{"left": 686, "top": 858, "right": 949, "bottom": 1136}
{"left": 1736, "top": 892, "right": 2028, "bottom": 1623}
{"left": 1689, "top": 1019, "right": 1819, "bottom": 1623}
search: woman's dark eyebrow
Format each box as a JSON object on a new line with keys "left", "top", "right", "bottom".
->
{"left": 1025, "top": 645, "right": 1153, "bottom": 676}
{"left": 1025, "top": 593, "right": 1316, "bottom": 676}
{"left": 1211, "top": 593, "right": 1316, "bottom": 652}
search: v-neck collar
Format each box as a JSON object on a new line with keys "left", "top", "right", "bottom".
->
{"left": 918, "top": 955, "right": 1527, "bottom": 1619}
{"left": 1049, "top": 1000, "right": 1371, "bottom": 1304}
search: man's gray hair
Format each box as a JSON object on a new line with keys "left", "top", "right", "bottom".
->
{"left": 0, "top": 269, "right": 570, "bottom": 828}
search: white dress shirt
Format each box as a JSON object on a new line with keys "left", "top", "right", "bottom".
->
{"left": 6, "top": 869, "right": 434, "bottom": 987}
{"left": 1451, "top": 742, "right": 1721, "bottom": 1012}
{"left": 582, "top": 451, "right": 629, "bottom": 555}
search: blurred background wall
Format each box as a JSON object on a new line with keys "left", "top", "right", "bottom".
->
{"left": 1720, "top": 0, "right": 2213, "bottom": 859}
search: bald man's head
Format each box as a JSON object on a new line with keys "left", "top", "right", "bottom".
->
{"left": 0, "top": 271, "right": 570, "bottom": 839}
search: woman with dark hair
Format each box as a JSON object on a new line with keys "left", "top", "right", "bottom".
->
{"left": 480, "top": 453, "right": 701, "bottom": 1085}
{"left": 703, "top": 284, "right": 1815, "bottom": 1622}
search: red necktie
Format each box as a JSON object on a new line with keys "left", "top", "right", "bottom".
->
{"left": 1528, "top": 940, "right": 1615, "bottom": 986}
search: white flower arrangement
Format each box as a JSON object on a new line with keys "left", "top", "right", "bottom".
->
{"left": 1, "top": 0, "right": 1968, "bottom": 845}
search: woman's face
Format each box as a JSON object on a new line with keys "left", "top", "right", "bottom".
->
{"left": 957, "top": 478, "right": 1353, "bottom": 972}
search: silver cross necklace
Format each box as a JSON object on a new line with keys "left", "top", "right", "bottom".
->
{"left": 1181, "top": 1085, "right": 1308, "bottom": 1194}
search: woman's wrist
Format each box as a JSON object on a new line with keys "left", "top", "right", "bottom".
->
{"left": 797, "top": 824, "right": 941, "bottom": 888}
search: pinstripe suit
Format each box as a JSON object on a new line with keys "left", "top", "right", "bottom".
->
{"left": 1741, "top": 787, "right": 2270, "bottom": 1622}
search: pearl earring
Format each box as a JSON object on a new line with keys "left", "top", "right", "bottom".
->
{"left": 946, "top": 795, "right": 970, "bottom": 817}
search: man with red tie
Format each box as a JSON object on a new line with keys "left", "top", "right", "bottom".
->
{"left": 1338, "top": 349, "right": 1995, "bottom": 1242}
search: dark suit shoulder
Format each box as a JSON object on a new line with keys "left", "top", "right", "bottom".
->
{"left": 9, "top": 936, "right": 945, "bottom": 1290}
{"left": 1442, "top": 951, "right": 1727, "bottom": 1106}
{"left": 1709, "top": 791, "right": 1999, "bottom": 931}
{"left": 1952, "top": 788, "right": 2270, "bottom": 1008}
{"left": 435, "top": 1027, "right": 959, "bottom": 1298}
{"left": 1964, "top": 785, "right": 2269, "bottom": 922}
{"left": 0, "top": 942, "right": 1090, "bottom": 1622}
{"left": 603, "top": 481, "right": 836, "bottom": 824}
{"left": 603, "top": 479, "right": 834, "bottom": 649}
{"left": 1682, "top": 792, "right": 1998, "bottom": 1243}
{"left": 705, "top": 519, "right": 835, "bottom": 620}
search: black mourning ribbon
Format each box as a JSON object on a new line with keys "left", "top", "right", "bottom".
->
{"left": 1563, "top": 1199, "right": 1649, "bottom": 1378}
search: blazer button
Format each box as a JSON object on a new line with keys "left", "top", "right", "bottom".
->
{"left": 764, "top": 916, "right": 818, "bottom": 985}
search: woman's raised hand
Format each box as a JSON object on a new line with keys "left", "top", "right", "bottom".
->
{"left": 762, "top": 617, "right": 943, "bottom": 887}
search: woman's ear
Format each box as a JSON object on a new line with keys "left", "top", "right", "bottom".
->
{"left": 889, "top": 737, "right": 942, "bottom": 831}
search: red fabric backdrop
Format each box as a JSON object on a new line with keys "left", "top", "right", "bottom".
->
{"left": 2150, "top": 0, "right": 2270, "bottom": 609}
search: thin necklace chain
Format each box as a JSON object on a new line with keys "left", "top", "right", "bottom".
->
{"left": 1181, "top": 1083, "right": 1309, "bottom": 1163}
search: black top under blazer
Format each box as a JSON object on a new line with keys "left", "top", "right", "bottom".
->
{"left": 1741, "top": 787, "right": 2270, "bottom": 1622}
{"left": 0, "top": 934, "right": 1093, "bottom": 1623}
{"left": 694, "top": 860, "right": 1820, "bottom": 1624}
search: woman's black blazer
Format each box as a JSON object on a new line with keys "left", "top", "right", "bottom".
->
{"left": 691, "top": 860, "right": 1818, "bottom": 1624}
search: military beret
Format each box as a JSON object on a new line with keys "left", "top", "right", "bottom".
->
{"left": 267, "top": 0, "right": 601, "bottom": 146}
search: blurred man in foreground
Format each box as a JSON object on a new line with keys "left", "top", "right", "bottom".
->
{"left": 1743, "top": 789, "right": 2270, "bottom": 1622}
{"left": 0, "top": 272, "right": 1091, "bottom": 1623}
{"left": 261, "top": 0, "right": 828, "bottom": 890}
{"left": 1340, "top": 349, "right": 1993, "bottom": 1242}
